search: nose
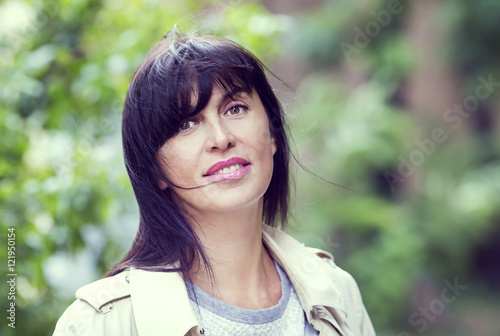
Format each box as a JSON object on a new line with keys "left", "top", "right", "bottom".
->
{"left": 205, "top": 119, "right": 235, "bottom": 152}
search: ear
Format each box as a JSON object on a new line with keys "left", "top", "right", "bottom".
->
{"left": 271, "top": 135, "right": 277, "bottom": 155}
{"left": 158, "top": 178, "right": 169, "bottom": 190}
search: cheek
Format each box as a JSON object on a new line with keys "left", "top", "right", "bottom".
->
{"left": 157, "top": 147, "right": 186, "bottom": 182}
{"left": 159, "top": 140, "right": 205, "bottom": 189}
{"left": 253, "top": 116, "right": 276, "bottom": 154}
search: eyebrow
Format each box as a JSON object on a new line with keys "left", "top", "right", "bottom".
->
{"left": 218, "top": 87, "right": 249, "bottom": 105}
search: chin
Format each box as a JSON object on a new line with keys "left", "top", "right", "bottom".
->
{"left": 188, "top": 188, "right": 265, "bottom": 214}
{"left": 207, "top": 195, "right": 262, "bottom": 212}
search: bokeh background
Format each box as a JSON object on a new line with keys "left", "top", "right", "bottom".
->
{"left": 1, "top": 0, "right": 499, "bottom": 335}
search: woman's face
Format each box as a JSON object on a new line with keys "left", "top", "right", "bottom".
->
{"left": 157, "top": 86, "right": 276, "bottom": 217}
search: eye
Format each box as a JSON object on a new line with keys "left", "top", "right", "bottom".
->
{"left": 179, "top": 120, "right": 197, "bottom": 131}
{"left": 225, "top": 104, "right": 247, "bottom": 116}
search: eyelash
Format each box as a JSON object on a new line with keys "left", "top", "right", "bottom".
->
{"left": 177, "top": 103, "right": 249, "bottom": 132}
{"left": 224, "top": 104, "right": 248, "bottom": 116}
{"left": 178, "top": 119, "right": 198, "bottom": 131}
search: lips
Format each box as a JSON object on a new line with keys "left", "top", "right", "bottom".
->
{"left": 204, "top": 157, "right": 250, "bottom": 176}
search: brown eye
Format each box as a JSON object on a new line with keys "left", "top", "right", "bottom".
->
{"left": 229, "top": 107, "right": 241, "bottom": 115}
{"left": 226, "top": 105, "right": 247, "bottom": 116}
{"left": 179, "top": 120, "right": 196, "bottom": 131}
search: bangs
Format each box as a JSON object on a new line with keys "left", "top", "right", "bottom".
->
{"left": 177, "top": 69, "right": 254, "bottom": 120}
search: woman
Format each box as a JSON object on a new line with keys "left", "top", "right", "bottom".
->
{"left": 53, "top": 31, "right": 376, "bottom": 336}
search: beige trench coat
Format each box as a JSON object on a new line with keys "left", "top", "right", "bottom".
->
{"left": 53, "top": 225, "right": 376, "bottom": 336}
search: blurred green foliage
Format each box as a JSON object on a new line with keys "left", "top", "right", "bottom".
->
{"left": 1, "top": 0, "right": 499, "bottom": 335}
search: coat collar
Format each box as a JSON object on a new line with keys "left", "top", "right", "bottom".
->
{"left": 262, "top": 225, "right": 348, "bottom": 317}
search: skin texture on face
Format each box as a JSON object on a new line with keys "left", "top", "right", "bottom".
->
{"left": 157, "top": 87, "right": 277, "bottom": 220}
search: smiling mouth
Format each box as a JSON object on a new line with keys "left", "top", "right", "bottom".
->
{"left": 203, "top": 163, "right": 251, "bottom": 182}
{"left": 203, "top": 157, "right": 251, "bottom": 178}
{"left": 206, "top": 163, "right": 245, "bottom": 176}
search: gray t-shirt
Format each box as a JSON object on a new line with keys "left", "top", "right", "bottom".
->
{"left": 187, "top": 261, "right": 319, "bottom": 335}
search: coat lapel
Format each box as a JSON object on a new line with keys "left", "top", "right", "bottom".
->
{"left": 262, "top": 225, "right": 349, "bottom": 336}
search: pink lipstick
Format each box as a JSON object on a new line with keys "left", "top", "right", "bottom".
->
{"left": 204, "top": 157, "right": 250, "bottom": 181}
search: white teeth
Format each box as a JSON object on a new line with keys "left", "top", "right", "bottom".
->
{"left": 215, "top": 164, "right": 243, "bottom": 175}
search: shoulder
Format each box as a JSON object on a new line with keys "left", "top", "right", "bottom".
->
{"left": 307, "top": 246, "right": 357, "bottom": 293}
{"left": 53, "top": 271, "right": 134, "bottom": 336}
{"left": 264, "top": 225, "right": 358, "bottom": 290}
{"left": 308, "top": 245, "right": 376, "bottom": 335}
{"left": 53, "top": 268, "right": 201, "bottom": 336}
{"left": 76, "top": 270, "right": 131, "bottom": 311}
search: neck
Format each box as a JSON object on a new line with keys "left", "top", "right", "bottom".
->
{"left": 187, "top": 202, "right": 281, "bottom": 309}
